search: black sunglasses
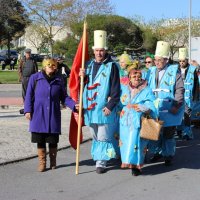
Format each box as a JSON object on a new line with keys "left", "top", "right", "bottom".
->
{"left": 145, "top": 61, "right": 152, "bottom": 64}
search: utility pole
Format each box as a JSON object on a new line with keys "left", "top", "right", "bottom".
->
{"left": 188, "top": 0, "right": 192, "bottom": 61}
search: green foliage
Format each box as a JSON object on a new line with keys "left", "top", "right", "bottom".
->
{"left": 0, "top": 0, "right": 30, "bottom": 47}
{"left": 142, "top": 29, "right": 157, "bottom": 53}
{"left": 53, "top": 35, "right": 79, "bottom": 64}
{"left": 71, "top": 14, "right": 144, "bottom": 55}
{"left": 131, "top": 16, "right": 158, "bottom": 53}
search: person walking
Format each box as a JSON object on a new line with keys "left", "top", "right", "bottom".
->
{"left": 119, "top": 65, "right": 157, "bottom": 176}
{"left": 18, "top": 49, "right": 38, "bottom": 114}
{"left": 177, "top": 48, "right": 199, "bottom": 140}
{"left": 80, "top": 30, "right": 120, "bottom": 174}
{"left": 24, "top": 58, "right": 77, "bottom": 172}
{"left": 146, "top": 41, "right": 185, "bottom": 166}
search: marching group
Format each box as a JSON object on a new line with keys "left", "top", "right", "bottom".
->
{"left": 19, "top": 30, "right": 200, "bottom": 176}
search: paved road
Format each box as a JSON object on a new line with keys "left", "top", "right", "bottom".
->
{"left": 0, "top": 106, "right": 91, "bottom": 165}
{"left": 0, "top": 128, "right": 200, "bottom": 200}
{"left": 0, "top": 84, "right": 200, "bottom": 200}
{"left": 0, "top": 84, "right": 91, "bottom": 164}
{"left": 0, "top": 84, "right": 22, "bottom": 105}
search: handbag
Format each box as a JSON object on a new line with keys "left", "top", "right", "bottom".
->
{"left": 140, "top": 115, "right": 164, "bottom": 141}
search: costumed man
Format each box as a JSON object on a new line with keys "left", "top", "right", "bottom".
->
{"left": 177, "top": 48, "right": 199, "bottom": 140}
{"left": 146, "top": 41, "right": 185, "bottom": 166}
{"left": 190, "top": 60, "right": 200, "bottom": 126}
{"left": 81, "top": 30, "right": 120, "bottom": 174}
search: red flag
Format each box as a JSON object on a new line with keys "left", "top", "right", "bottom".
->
{"left": 68, "top": 33, "right": 89, "bottom": 150}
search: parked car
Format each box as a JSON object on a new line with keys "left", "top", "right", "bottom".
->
{"left": 31, "top": 54, "right": 46, "bottom": 62}
{"left": 0, "top": 55, "right": 6, "bottom": 62}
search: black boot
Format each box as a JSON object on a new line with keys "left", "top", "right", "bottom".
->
{"left": 164, "top": 156, "right": 173, "bottom": 166}
{"left": 131, "top": 168, "right": 142, "bottom": 176}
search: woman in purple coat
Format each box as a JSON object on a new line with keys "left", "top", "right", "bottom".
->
{"left": 24, "top": 58, "right": 76, "bottom": 172}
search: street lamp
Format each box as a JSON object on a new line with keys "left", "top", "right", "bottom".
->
{"left": 188, "top": 0, "right": 192, "bottom": 61}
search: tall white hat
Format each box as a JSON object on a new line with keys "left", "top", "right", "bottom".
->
{"left": 179, "top": 48, "right": 188, "bottom": 60}
{"left": 155, "top": 41, "right": 170, "bottom": 58}
{"left": 92, "top": 30, "right": 108, "bottom": 50}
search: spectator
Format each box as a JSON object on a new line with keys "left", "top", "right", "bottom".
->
{"left": 18, "top": 49, "right": 38, "bottom": 114}
{"left": 56, "top": 57, "right": 71, "bottom": 91}
{"left": 24, "top": 58, "right": 77, "bottom": 172}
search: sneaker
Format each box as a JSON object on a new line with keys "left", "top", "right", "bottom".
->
{"left": 150, "top": 153, "right": 163, "bottom": 163}
{"left": 131, "top": 168, "right": 142, "bottom": 176}
{"left": 164, "top": 159, "right": 172, "bottom": 166}
{"left": 96, "top": 167, "right": 106, "bottom": 174}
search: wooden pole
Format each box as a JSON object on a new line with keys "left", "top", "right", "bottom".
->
{"left": 75, "top": 21, "right": 87, "bottom": 175}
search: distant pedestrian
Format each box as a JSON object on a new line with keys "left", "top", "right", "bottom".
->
{"left": 24, "top": 58, "right": 77, "bottom": 172}
{"left": 56, "top": 57, "right": 71, "bottom": 91}
{"left": 18, "top": 49, "right": 38, "bottom": 114}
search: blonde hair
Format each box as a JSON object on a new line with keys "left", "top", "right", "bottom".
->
{"left": 42, "top": 58, "right": 57, "bottom": 70}
{"left": 119, "top": 51, "right": 132, "bottom": 66}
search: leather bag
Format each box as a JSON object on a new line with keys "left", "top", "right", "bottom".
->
{"left": 140, "top": 115, "right": 164, "bottom": 141}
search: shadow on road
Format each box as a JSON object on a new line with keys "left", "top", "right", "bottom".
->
{"left": 143, "top": 127, "right": 200, "bottom": 175}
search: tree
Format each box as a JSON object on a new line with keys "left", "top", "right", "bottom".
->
{"left": 131, "top": 16, "right": 158, "bottom": 54}
{"left": 22, "top": 0, "right": 114, "bottom": 56}
{"left": 0, "top": 0, "right": 30, "bottom": 55}
{"left": 53, "top": 35, "right": 79, "bottom": 64}
{"left": 71, "top": 14, "right": 143, "bottom": 55}
{"left": 24, "top": 24, "right": 47, "bottom": 53}
{"left": 150, "top": 18, "right": 188, "bottom": 59}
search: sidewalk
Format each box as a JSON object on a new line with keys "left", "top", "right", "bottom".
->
{"left": 0, "top": 105, "right": 91, "bottom": 165}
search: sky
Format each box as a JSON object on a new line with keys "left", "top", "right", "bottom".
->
{"left": 110, "top": 0, "right": 200, "bottom": 22}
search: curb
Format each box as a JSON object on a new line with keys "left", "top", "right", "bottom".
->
{"left": 0, "top": 138, "right": 92, "bottom": 166}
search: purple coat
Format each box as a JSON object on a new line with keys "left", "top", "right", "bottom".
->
{"left": 24, "top": 72, "right": 76, "bottom": 134}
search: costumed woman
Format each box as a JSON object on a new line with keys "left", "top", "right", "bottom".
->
{"left": 119, "top": 61, "right": 157, "bottom": 176}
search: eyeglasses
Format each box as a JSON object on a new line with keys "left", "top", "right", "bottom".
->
{"left": 179, "top": 60, "right": 186, "bottom": 63}
{"left": 145, "top": 61, "right": 152, "bottom": 64}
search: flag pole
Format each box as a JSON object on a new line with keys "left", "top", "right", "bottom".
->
{"left": 75, "top": 21, "right": 87, "bottom": 175}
